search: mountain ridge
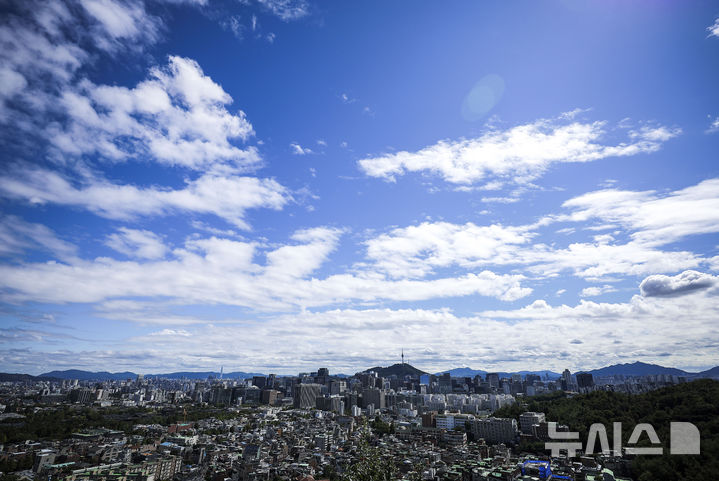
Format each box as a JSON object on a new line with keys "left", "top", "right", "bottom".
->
{"left": 16, "top": 361, "right": 719, "bottom": 381}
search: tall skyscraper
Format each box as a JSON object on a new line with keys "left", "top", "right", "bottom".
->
{"left": 576, "top": 373, "right": 594, "bottom": 389}
{"left": 294, "top": 383, "right": 323, "bottom": 409}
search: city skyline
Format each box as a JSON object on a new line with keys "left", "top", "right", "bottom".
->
{"left": 2, "top": 1, "right": 719, "bottom": 375}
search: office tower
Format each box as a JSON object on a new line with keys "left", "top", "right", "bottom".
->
{"left": 294, "top": 383, "right": 323, "bottom": 409}
{"left": 519, "top": 412, "right": 546, "bottom": 435}
{"left": 576, "top": 373, "right": 594, "bottom": 389}
{"left": 252, "top": 376, "right": 266, "bottom": 389}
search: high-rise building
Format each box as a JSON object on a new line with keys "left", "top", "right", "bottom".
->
{"left": 293, "top": 383, "right": 323, "bottom": 409}
{"left": 576, "top": 373, "right": 594, "bottom": 389}
{"left": 252, "top": 376, "right": 266, "bottom": 389}
{"left": 261, "top": 389, "right": 280, "bottom": 405}
{"left": 519, "top": 412, "right": 546, "bottom": 435}
{"left": 469, "top": 417, "right": 518, "bottom": 444}
{"left": 362, "top": 387, "right": 385, "bottom": 409}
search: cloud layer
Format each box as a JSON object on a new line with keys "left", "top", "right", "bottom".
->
{"left": 358, "top": 114, "right": 679, "bottom": 187}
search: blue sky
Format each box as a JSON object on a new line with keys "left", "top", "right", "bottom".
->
{"left": 1, "top": 0, "right": 719, "bottom": 375}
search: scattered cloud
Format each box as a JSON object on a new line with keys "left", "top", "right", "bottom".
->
{"left": 106, "top": 228, "right": 168, "bottom": 260}
{"left": 559, "top": 178, "right": 719, "bottom": 246}
{"left": 340, "top": 93, "right": 356, "bottom": 104}
{"left": 7, "top": 278, "right": 719, "bottom": 373}
{"left": 50, "top": 56, "right": 258, "bottom": 172}
{"left": 358, "top": 113, "right": 679, "bottom": 187}
{"left": 290, "top": 142, "right": 312, "bottom": 155}
{"left": 708, "top": 18, "right": 719, "bottom": 38}
{"left": 580, "top": 284, "right": 617, "bottom": 297}
{"left": 255, "top": 0, "right": 309, "bottom": 21}
{"left": 221, "top": 15, "right": 245, "bottom": 40}
{"left": 0, "top": 168, "right": 289, "bottom": 229}
{"left": 0, "top": 216, "right": 77, "bottom": 261}
{"left": 361, "top": 182, "right": 710, "bottom": 282}
{"left": 639, "top": 270, "right": 717, "bottom": 298}
{"left": 79, "top": 0, "right": 162, "bottom": 52}
{"left": 0, "top": 227, "right": 531, "bottom": 309}
{"left": 364, "top": 222, "right": 534, "bottom": 279}
{"left": 707, "top": 116, "right": 719, "bottom": 133}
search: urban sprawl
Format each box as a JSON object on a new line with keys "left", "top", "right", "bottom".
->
{"left": 0, "top": 363, "right": 693, "bottom": 481}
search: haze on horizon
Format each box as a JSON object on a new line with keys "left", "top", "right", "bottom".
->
{"left": 1, "top": 0, "right": 719, "bottom": 376}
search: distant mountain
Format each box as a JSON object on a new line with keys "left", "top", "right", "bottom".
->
{"left": 583, "top": 362, "right": 689, "bottom": 378}
{"left": 39, "top": 369, "right": 265, "bottom": 381}
{"left": 694, "top": 366, "right": 719, "bottom": 379}
{"left": 0, "top": 373, "right": 61, "bottom": 382}
{"left": 362, "top": 363, "right": 426, "bottom": 377}
{"left": 145, "top": 371, "right": 264, "bottom": 380}
{"left": 436, "top": 367, "right": 487, "bottom": 378}
{"left": 41, "top": 370, "right": 138, "bottom": 381}
{"left": 434, "top": 367, "right": 561, "bottom": 379}
{"left": 26, "top": 362, "right": 719, "bottom": 382}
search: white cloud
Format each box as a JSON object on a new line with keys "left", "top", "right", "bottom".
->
{"left": 0, "top": 216, "right": 77, "bottom": 261}
{"left": 340, "top": 93, "right": 356, "bottom": 104}
{"left": 560, "top": 178, "right": 719, "bottom": 246}
{"left": 0, "top": 228, "right": 531, "bottom": 309}
{"left": 0, "top": 0, "right": 167, "bottom": 125}
{"left": 222, "top": 15, "right": 244, "bottom": 40}
{"left": 80, "top": 0, "right": 161, "bottom": 51}
{"left": 50, "top": 56, "right": 258, "bottom": 172}
{"left": 364, "top": 221, "right": 534, "bottom": 279}
{"left": 106, "top": 228, "right": 168, "bottom": 260}
{"left": 0, "top": 168, "right": 289, "bottom": 229}
{"left": 639, "top": 270, "right": 717, "bottom": 298}
{"left": 707, "top": 116, "right": 719, "bottom": 133}
{"left": 12, "top": 279, "right": 719, "bottom": 374}
{"left": 358, "top": 113, "right": 679, "bottom": 186}
{"left": 580, "top": 284, "right": 617, "bottom": 297}
{"left": 708, "top": 18, "right": 719, "bottom": 38}
{"left": 362, "top": 219, "right": 702, "bottom": 282}
{"left": 290, "top": 142, "right": 312, "bottom": 155}
{"left": 256, "top": 0, "right": 309, "bottom": 21}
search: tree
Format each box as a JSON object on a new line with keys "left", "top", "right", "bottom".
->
{"left": 340, "top": 443, "right": 397, "bottom": 481}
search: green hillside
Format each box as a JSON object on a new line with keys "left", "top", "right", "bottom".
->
{"left": 496, "top": 379, "right": 719, "bottom": 480}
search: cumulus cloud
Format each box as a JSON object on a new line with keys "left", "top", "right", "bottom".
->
{"left": 708, "top": 18, "right": 719, "bottom": 38}
{"left": 362, "top": 220, "right": 702, "bottom": 282}
{"left": 50, "top": 56, "right": 258, "bottom": 171}
{"left": 0, "top": 228, "right": 530, "bottom": 309}
{"left": 639, "top": 270, "right": 717, "bottom": 298}
{"left": 79, "top": 0, "right": 162, "bottom": 52}
{"left": 106, "top": 228, "right": 167, "bottom": 259}
{"left": 0, "top": 216, "right": 77, "bottom": 261}
{"left": 364, "top": 221, "right": 534, "bottom": 278}
{"left": 707, "top": 116, "right": 719, "bottom": 133}
{"left": 580, "top": 284, "right": 617, "bottom": 297}
{"left": 9, "top": 284, "right": 719, "bottom": 374}
{"left": 0, "top": 168, "right": 289, "bottom": 229}
{"left": 290, "top": 142, "right": 312, "bottom": 155}
{"left": 0, "top": 0, "right": 166, "bottom": 126}
{"left": 560, "top": 178, "right": 719, "bottom": 245}
{"left": 358, "top": 113, "right": 679, "bottom": 187}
